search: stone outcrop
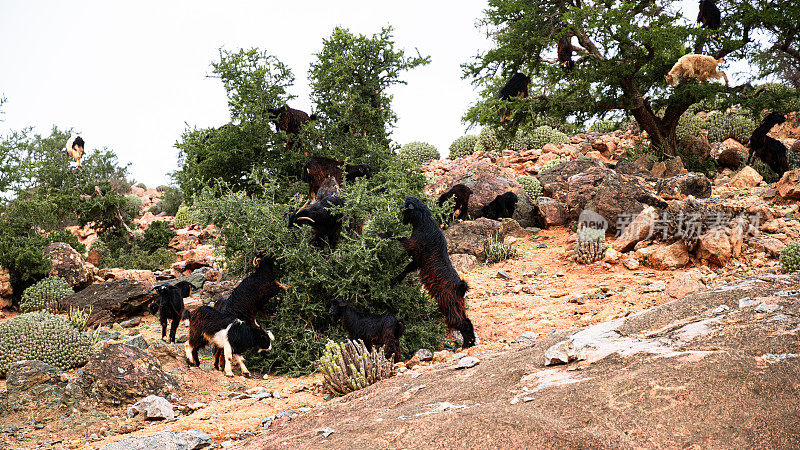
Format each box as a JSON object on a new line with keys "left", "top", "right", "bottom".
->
{"left": 43, "top": 242, "right": 94, "bottom": 289}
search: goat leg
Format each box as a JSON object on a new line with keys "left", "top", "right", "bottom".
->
{"left": 390, "top": 260, "right": 419, "bottom": 287}
{"left": 169, "top": 318, "right": 180, "bottom": 344}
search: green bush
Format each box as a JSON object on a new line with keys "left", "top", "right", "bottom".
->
{"left": 540, "top": 155, "right": 571, "bottom": 173}
{"left": 150, "top": 185, "right": 183, "bottom": 216}
{"left": 676, "top": 112, "right": 704, "bottom": 144}
{"left": 484, "top": 234, "right": 516, "bottom": 263}
{"left": 19, "top": 276, "right": 73, "bottom": 313}
{"left": 705, "top": 111, "right": 757, "bottom": 144}
{"left": 508, "top": 131, "right": 534, "bottom": 151}
{"left": 125, "top": 194, "right": 143, "bottom": 213}
{"left": 397, "top": 142, "right": 439, "bottom": 165}
{"left": 753, "top": 159, "right": 780, "bottom": 183}
{"left": 589, "top": 120, "right": 618, "bottom": 133}
{"left": 174, "top": 204, "right": 203, "bottom": 229}
{"left": 516, "top": 176, "right": 542, "bottom": 201}
{"left": 780, "top": 242, "right": 800, "bottom": 273}
{"left": 475, "top": 128, "right": 500, "bottom": 153}
{"left": 140, "top": 220, "right": 176, "bottom": 253}
{"left": 529, "top": 126, "right": 570, "bottom": 149}
{"left": 99, "top": 246, "right": 177, "bottom": 271}
{"left": 789, "top": 152, "right": 800, "bottom": 171}
{"left": 448, "top": 136, "right": 478, "bottom": 159}
{"left": 0, "top": 311, "right": 93, "bottom": 375}
{"left": 198, "top": 161, "right": 445, "bottom": 375}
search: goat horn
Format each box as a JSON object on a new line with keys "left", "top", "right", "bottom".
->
{"left": 276, "top": 281, "right": 289, "bottom": 290}
{"left": 296, "top": 217, "right": 315, "bottom": 223}
{"left": 299, "top": 198, "right": 310, "bottom": 210}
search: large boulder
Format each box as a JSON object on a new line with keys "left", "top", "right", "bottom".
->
{"left": 2, "top": 360, "right": 68, "bottom": 421}
{"left": 729, "top": 166, "right": 763, "bottom": 188}
{"left": 98, "top": 268, "right": 157, "bottom": 284}
{"left": 424, "top": 160, "right": 535, "bottom": 227}
{"left": 101, "top": 430, "right": 212, "bottom": 450}
{"left": 776, "top": 169, "right": 800, "bottom": 200}
{"left": 536, "top": 197, "right": 569, "bottom": 227}
{"left": 696, "top": 230, "right": 733, "bottom": 267}
{"left": 681, "top": 135, "right": 712, "bottom": 162}
{"left": 655, "top": 173, "right": 712, "bottom": 200}
{"left": 635, "top": 241, "right": 691, "bottom": 270}
{"left": 43, "top": 242, "right": 93, "bottom": 289}
{"left": 612, "top": 207, "right": 657, "bottom": 252}
{"left": 666, "top": 268, "right": 706, "bottom": 298}
{"left": 62, "top": 280, "right": 157, "bottom": 327}
{"left": 0, "top": 266, "right": 11, "bottom": 309}
{"left": 443, "top": 218, "right": 527, "bottom": 261}
{"left": 65, "top": 343, "right": 179, "bottom": 406}
{"left": 650, "top": 156, "right": 687, "bottom": 178}
{"left": 716, "top": 139, "right": 748, "bottom": 169}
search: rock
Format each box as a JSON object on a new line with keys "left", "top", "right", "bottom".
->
{"left": 615, "top": 161, "right": 652, "bottom": 177}
{"left": 536, "top": 197, "right": 569, "bottom": 227}
{"left": 444, "top": 218, "right": 526, "bottom": 261}
{"left": 43, "top": 242, "right": 93, "bottom": 289}
{"left": 666, "top": 269, "right": 706, "bottom": 299}
{"left": 632, "top": 154, "right": 656, "bottom": 171}
{"left": 711, "top": 304, "right": 730, "bottom": 314}
{"left": 497, "top": 271, "right": 513, "bottom": 279}
{"left": 640, "top": 281, "right": 666, "bottom": 293}
{"left": 622, "top": 258, "right": 639, "bottom": 270}
{"left": 100, "top": 430, "right": 212, "bottom": 450}
{"left": 662, "top": 156, "right": 687, "bottom": 178}
{"left": 119, "top": 317, "right": 141, "bottom": 328}
{"left": 4, "top": 360, "right": 68, "bottom": 420}
{"left": 758, "top": 238, "right": 787, "bottom": 258}
{"left": 64, "top": 343, "right": 179, "bottom": 406}
{"left": 738, "top": 297, "right": 754, "bottom": 308}
{"left": 544, "top": 340, "right": 579, "bottom": 366}
{"left": 729, "top": 166, "right": 763, "bottom": 188}
{"left": 456, "top": 356, "right": 480, "bottom": 369}
{"left": 317, "top": 427, "right": 335, "bottom": 438}
{"left": 612, "top": 206, "right": 657, "bottom": 252}
{"left": 650, "top": 161, "right": 666, "bottom": 178}
{"left": 424, "top": 160, "right": 536, "bottom": 226}
{"left": 130, "top": 395, "right": 174, "bottom": 420}
{"left": 174, "top": 245, "right": 218, "bottom": 273}
{"left": 450, "top": 254, "right": 478, "bottom": 273}
{"left": 603, "top": 247, "right": 622, "bottom": 263}
{"left": 415, "top": 349, "right": 433, "bottom": 362}
{"left": 656, "top": 173, "right": 712, "bottom": 200}
{"left": 62, "top": 280, "right": 157, "bottom": 327}
{"left": 0, "top": 266, "right": 11, "bottom": 308}
{"left": 168, "top": 234, "right": 199, "bottom": 252}
{"left": 717, "top": 139, "right": 748, "bottom": 169}
{"left": 776, "top": 169, "right": 800, "bottom": 200}
{"left": 697, "top": 230, "right": 733, "bottom": 267}
{"left": 122, "top": 334, "right": 148, "bottom": 350}
{"left": 518, "top": 331, "right": 539, "bottom": 344}
{"left": 681, "top": 135, "right": 711, "bottom": 162}
{"left": 755, "top": 303, "right": 780, "bottom": 313}
{"left": 635, "top": 241, "right": 691, "bottom": 270}
{"left": 98, "top": 268, "right": 157, "bottom": 285}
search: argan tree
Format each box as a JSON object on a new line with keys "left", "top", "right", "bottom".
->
{"left": 463, "top": 0, "right": 799, "bottom": 156}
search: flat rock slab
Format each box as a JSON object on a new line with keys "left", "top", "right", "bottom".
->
{"left": 62, "top": 280, "right": 157, "bottom": 327}
{"left": 240, "top": 273, "right": 800, "bottom": 449}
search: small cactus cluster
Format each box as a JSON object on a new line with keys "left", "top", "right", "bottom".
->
{"left": 529, "top": 126, "right": 570, "bottom": 149}
{"left": 589, "top": 120, "right": 618, "bottom": 133}
{"left": 448, "top": 135, "right": 479, "bottom": 159}
{"left": 473, "top": 128, "right": 500, "bottom": 153}
{"left": 575, "top": 227, "right": 607, "bottom": 264}
{"left": 0, "top": 310, "right": 93, "bottom": 375}
{"left": 319, "top": 339, "right": 395, "bottom": 396}
{"left": 19, "top": 276, "right": 73, "bottom": 313}
{"left": 780, "top": 242, "right": 800, "bottom": 273}
{"left": 174, "top": 204, "right": 201, "bottom": 229}
{"left": 676, "top": 112, "right": 704, "bottom": 144}
{"left": 398, "top": 142, "right": 440, "bottom": 166}
{"left": 69, "top": 306, "right": 93, "bottom": 331}
{"left": 516, "top": 176, "right": 542, "bottom": 201}
{"left": 788, "top": 152, "right": 800, "bottom": 171}
{"left": 704, "top": 111, "right": 757, "bottom": 144}
{"left": 540, "top": 155, "right": 571, "bottom": 173}
{"left": 484, "top": 233, "right": 517, "bottom": 263}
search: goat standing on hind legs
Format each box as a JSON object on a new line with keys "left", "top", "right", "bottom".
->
{"left": 747, "top": 112, "right": 789, "bottom": 177}
{"left": 381, "top": 197, "right": 476, "bottom": 348}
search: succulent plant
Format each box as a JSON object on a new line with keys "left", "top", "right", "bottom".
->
{"left": 516, "top": 176, "right": 542, "bottom": 201}
{"left": 476, "top": 128, "right": 499, "bottom": 153}
{"left": 589, "top": 120, "right": 618, "bottom": 134}
{"left": 69, "top": 306, "right": 93, "bottom": 331}
{"left": 529, "top": 125, "right": 570, "bottom": 149}
{"left": 448, "top": 135, "right": 479, "bottom": 159}
{"left": 752, "top": 159, "right": 780, "bottom": 183}
{"left": 319, "top": 339, "right": 395, "bottom": 396}
{"left": 0, "top": 310, "right": 93, "bottom": 375}
{"left": 704, "top": 111, "right": 757, "bottom": 144}
{"left": 575, "top": 227, "right": 607, "bottom": 264}
{"left": 174, "top": 204, "right": 201, "bottom": 229}
{"left": 780, "top": 242, "right": 800, "bottom": 273}
{"left": 789, "top": 152, "right": 800, "bottom": 171}
{"left": 398, "top": 142, "right": 440, "bottom": 166}
{"left": 484, "top": 233, "right": 517, "bottom": 263}
{"left": 540, "top": 155, "right": 571, "bottom": 173}
{"left": 19, "top": 276, "right": 73, "bottom": 313}
{"left": 676, "top": 112, "right": 704, "bottom": 144}
{"left": 508, "top": 131, "right": 534, "bottom": 151}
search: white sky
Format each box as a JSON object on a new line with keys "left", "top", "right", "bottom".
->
{"left": 0, "top": 0, "right": 720, "bottom": 187}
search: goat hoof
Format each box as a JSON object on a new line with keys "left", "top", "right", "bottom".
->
{"left": 225, "top": 372, "right": 234, "bottom": 377}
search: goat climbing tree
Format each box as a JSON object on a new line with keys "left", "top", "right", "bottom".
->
{"left": 463, "top": 0, "right": 799, "bottom": 156}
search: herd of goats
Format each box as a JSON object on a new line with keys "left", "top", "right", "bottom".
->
{"left": 60, "top": 0, "right": 794, "bottom": 378}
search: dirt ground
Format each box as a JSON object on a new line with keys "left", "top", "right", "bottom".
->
{"left": 0, "top": 227, "right": 769, "bottom": 449}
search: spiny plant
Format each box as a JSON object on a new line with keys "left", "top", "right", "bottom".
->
{"left": 19, "top": 276, "right": 73, "bottom": 313}
{"left": 780, "top": 242, "right": 800, "bottom": 273}
{"left": 516, "top": 176, "right": 542, "bottom": 201}
{"left": 539, "top": 155, "right": 571, "bottom": 173}
{"left": 448, "top": 135, "right": 479, "bottom": 159}
{"left": 575, "top": 227, "right": 607, "bottom": 264}
{"left": 484, "top": 233, "right": 517, "bottom": 263}
{"left": 318, "top": 339, "right": 395, "bottom": 396}
{"left": 529, "top": 126, "right": 570, "bottom": 149}
{"left": 474, "top": 127, "right": 500, "bottom": 153}
{"left": 589, "top": 120, "right": 618, "bottom": 134}
{"left": 397, "top": 142, "right": 439, "bottom": 166}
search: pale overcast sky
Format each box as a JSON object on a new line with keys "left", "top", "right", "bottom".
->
{"left": 0, "top": 0, "right": 719, "bottom": 187}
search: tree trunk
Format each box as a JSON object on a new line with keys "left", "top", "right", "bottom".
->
{"left": 621, "top": 78, "right": 692, "bottom": 158}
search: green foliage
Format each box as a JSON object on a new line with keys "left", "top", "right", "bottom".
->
{"left": 0, "top": 311, "right": 93, "bottom": 375}
{"left": 69, "top": 306, "right": 92, "bottom": 331}
{"left": 174, "top": 204, "right": 203, "bottom": 229}
{"left": 780, "top": 242, "right": 800, "bottom": 273}
{"left": 705, "top": 111, "right": 757, "bottom": 143}
{"left": 150, "top": 186, "right": 183, "bottom": 216}
{"left": 529, "top": 126, "right": 569, "bottom": 149}
{"left": 448, "top": 135, "right": 478, "bottom": 159}
{"left": 319, "top": 339, "right": 395, "bottom": 396}
{"left": 589, "top": 120, "right": 618, "bottom": 134}
{"left": 752, "top": 159, "right": 780, "bottom": 183}
{"left": 97, "top": 242, "right": 176, "bottom": 271}
{"left": 140, "top": 221, "right": 176, "bottom": 253}
{"left": 474, "top": 128, "right": 500, "bottom": 153}
{"left": 484, "top": 234, "right": 516, "bottom": 263}
{"left": 397, "top": 142, "right": 439, "bottom": 165}
{"left": 789, "top": 152, "right": 800, "bottom": 171}
{"left": 19, "top": 276, "right": 73, "bottom": 313}
{"left": 676, "top": 112, "right": 705, "bottom": 144}
{"left": 540, "top": 155, "right": 571, "bottom": 173}
{"left": 516, "top": 176, "right": 542, "bottom": 201}
{"left": 198, "top": 161, "right": 445, "bottom": 376}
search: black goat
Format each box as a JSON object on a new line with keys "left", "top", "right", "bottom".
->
{"left": 288, "top": 191, "right": 347, "bottom": 248}
{"left": 302, "top": 156, "right": 372, "bottom": 199}
{"left": 185, "top": 306, "right": 274, "bottom": 377}
{"left": 329, "top": 297, "right": 405, "bottom": 362}
{"left": 267, "top": 105, "right": 316, "bottom": 135}
{"left": 747, "top": 112, "right": 789, "bottom": 177}
{"left": 345, "top": 164, "right": 373, "bottom": 182}
{"left": 697, "top": 0, "right": 721, "bottom": 30}
{"left": 481, "top": 192, "right": 518, "bottom": 221}
{"left": 437, "top": 184, "right": 472, "bottom": 222}
{"left": 557, "top": 35, "right": 575, "bottom": 72}
{"left": 149, "top": 281, "right": 193, "bottom": 343}
{"left": 383, "top": 197, "right": 476, "bottom": 348}
{"left": 531, "top": 203, "right": 547, "bottom": 229}
{"left": 498, "top": 73, "right": 530, "bottom": 101}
